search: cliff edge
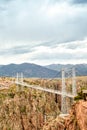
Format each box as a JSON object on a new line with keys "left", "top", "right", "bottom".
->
{"left": 43, "top": 100, "right": 87, "bottom": 130}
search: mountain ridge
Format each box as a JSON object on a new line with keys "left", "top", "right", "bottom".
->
{"left": 0, "top": 63, "right": 87, "bottom": 77}
{"left": 0, "top": 63, "right": 59, "bottom": 78}
{"left": 45, "top": 63, "right": 87, "bottom": 76}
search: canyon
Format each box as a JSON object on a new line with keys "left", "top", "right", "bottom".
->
{"left": 0, "top": 77, "right": 87, "bottom": 130}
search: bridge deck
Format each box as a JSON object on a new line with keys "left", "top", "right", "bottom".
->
{"left": 15, "top": 81, "right": 74, "bottom": 98}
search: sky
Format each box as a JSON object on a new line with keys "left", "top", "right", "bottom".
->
{"left": 0, "top": 0, "right": 87, "bottom": 65}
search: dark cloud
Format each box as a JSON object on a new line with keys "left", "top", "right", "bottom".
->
{"left": 38, "top": 40, "right": 58, "bottom": 47}
{"left": 0, "top": 45, "right": 34, "bottom": 56}
{"left": 2, "top": 0, "right": 12, "bottom": 2}
{"left": 11, "top": 46, "right": 33, "bottom": 55}
{"left": 71, "top": 0, "right": 87, "bottom": 4}
{"left": 63, "top": 42, "right": 83, "bottom": 50}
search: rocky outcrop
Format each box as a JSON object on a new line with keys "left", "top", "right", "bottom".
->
{"left": 65, "top": 101, "right": 87, "bottom": 130}
{"left": 42, "top": 100, "right": 87, "bottom": 130}
{"left": 42, "top": 117, "right": 65, "bottom": 130}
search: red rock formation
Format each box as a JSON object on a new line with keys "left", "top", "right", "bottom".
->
{"left": 43, "top": 100, "right": 87, "bottom": 130}
{"left": 65, "top": 101, "right": 87, "bottom": 130}
{"left": 42, "top": 117, "right": 65, "bottom": 130}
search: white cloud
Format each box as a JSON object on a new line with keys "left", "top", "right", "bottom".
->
{"left": 0, "top": 38, "right": 86, "bottom": 65}
{"left": 0, "top": 0, "right": 87, "bottom": 64}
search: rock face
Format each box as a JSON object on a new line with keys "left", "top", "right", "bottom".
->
{"left": 0, "top": 88, "right": 60, "bottom": 130}
{"left": 42, "top": 100, "right": 87, "bottom": 130}
{"left": 76, "top": 101, "right": 87, "bottom": 130}
{"left": 42, "top": 117, "right": 65, "bottom": 130}
{"left": 65, "top": 101, "right": 87, "bottom": 130}
{"left": 0, "top": 95, "right": 87, "bottom": 130}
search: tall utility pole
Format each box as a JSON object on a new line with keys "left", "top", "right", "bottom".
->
{"left": 61, "top": 69, "right": 66, "bottom": 114}
{"left": 72, "top": 68, "right": 77, "bottom": 96}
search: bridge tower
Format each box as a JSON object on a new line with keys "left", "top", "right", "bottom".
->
{"left": 61, "top": 69, "right": 67, "bottom": 114}
{"left": 72, "top": 68, "right": 76, "bottom": 96}
{"left": 16, "top": 72, "right": 24, "bottom": 92}
{"left": 61, "top": 68, "right": 77, "bottom": 114}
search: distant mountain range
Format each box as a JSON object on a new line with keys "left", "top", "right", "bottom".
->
{"left": 45, "top": 64, "right": 87, "bottom": 76}
{"left": 0, "top": 63, "right": 58, "bottom": 78}
{"left": 0, "top": 63, "right": 87, "bottom": 78}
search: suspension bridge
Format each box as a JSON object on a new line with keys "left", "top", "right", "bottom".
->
{"left": 15, "top": 68, "right": 77, "bottom": 114}
{"left": 15, "top": 81, "right": 74, "bottom": 98}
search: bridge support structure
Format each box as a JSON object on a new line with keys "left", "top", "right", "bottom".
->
{"left": 16, "top": 73, "right": 24, "bottom": 92}
{"left": 61, "top": 68, "right": 77, "bottom": 114}
{"left": 72, "top": 68, "right": 77, "bottom": 96}
{"left": 61, "top": 69, "right": 67, "bottom": 114}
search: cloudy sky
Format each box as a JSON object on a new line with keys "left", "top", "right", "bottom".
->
{"left": 0, "top": 0, "right": 87, "bottom": 65}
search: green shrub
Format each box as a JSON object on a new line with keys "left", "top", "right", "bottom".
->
{"left": 20, "top": 106, "right": 26, "bottom": 113}
{"left": 8, "top": 93, "right": 15, "bottom": 98}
